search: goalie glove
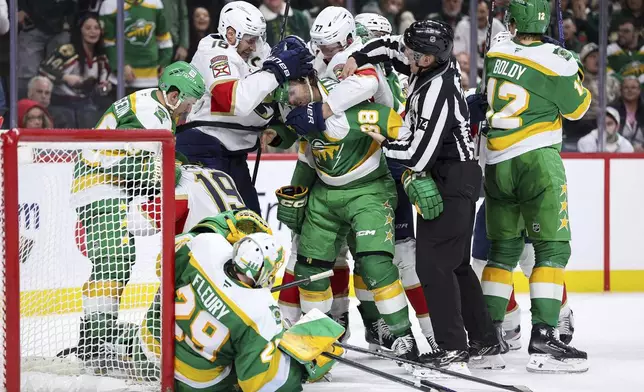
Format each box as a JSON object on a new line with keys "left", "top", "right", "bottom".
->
{"left": 275, "top": 185, "right": 309, "bottom": 234}
{"left": 191, "top": 209, "right": 272, "bottom": 244}
{"left": 401, "top": 169, "right": 443, "bottom": 220}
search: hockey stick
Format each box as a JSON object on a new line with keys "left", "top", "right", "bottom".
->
{"left": 322, "top": 352, "right": 434, "bottom": 391}
{"left": 279, "top": 0, "right": 291, "bottom": 41}
{"left": 254, "top": 0, "right": 290, "bottom": 187}
{"left": 555, "top": 0, "right": 565, "bottom": 48}
{"left": 474, "top": 0, "right": 496, "bottom": 159}
{"left": 338, "top": 343, "right": 533, "bottom": 392}
{"left": 270, "top": 270, "right": 334, "bottom": 292}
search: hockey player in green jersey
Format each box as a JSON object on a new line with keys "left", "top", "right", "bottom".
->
{"left": 116, "top": 217, "right": 342, "bottom": 391}
{"left": 272, "top": 75, "right": 421, "bottom": 361}
{"left": 72, "top": 61, "right": 205, "bottom": 362}
{"left": 479, "top": 0, "right": 590, "bottom": 373}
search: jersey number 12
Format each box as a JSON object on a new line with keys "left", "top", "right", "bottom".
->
{"left": 486, "top": 77, "right": 530, "bottom": 129}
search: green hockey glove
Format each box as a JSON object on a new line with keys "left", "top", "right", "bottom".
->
{"left": 401, "top": 169, "right": 443, "bottom": 220}
{"left": 276, "top": 185, "right": 309, "bottom": 234}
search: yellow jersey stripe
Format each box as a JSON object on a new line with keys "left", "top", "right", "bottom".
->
{"left": 487, "top": 52, "right": 557, "bottom": 76}
{"left": 562, "top": 90, "right": 592, "bottom": 121}
{"left": 487, "top": 117, "right": 562, "bottom": 151}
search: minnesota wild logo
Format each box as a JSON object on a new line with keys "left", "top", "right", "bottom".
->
{"left": 125, "top": 19, "right": 156, "bottom": 46}
{"left": 310, "top": 139, "right": 343, "bottom": 170}
{"left": 154, "top": 106, "right": 169, "bottom": 123}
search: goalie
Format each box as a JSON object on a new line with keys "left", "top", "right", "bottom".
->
{"left": 113, "top": 216, "right": 343, "bottom": 391}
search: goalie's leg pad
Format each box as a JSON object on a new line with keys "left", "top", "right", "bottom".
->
{"left": 356, "top": 253, "right": 411, "bottom": 336}
{"left": 294, "top": 255, "right": 334, "bottom": 314}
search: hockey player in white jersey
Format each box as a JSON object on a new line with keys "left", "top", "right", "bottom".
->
{"left": 177, "top": 0, "right": 313, "bottom": 214}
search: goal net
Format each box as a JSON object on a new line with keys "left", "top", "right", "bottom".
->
{"left": 0, "top": 129, "right": 175, "bottom": 392}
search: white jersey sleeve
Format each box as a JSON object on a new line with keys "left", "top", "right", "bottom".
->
{"left": 176, "top": 165, "right": 246, "bottom": 233}
{"left": 188, "top": 35, "right": 278, "bottom": 118}
{"left": 186, "top": 34, "right": 277, "bottom": 151}
{"left": 321, "top": 40, "right": 390, "bottom": 115}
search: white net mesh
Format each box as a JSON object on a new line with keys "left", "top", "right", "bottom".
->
{"left": 5, "top": 140, "right": 168, "bottom": 392}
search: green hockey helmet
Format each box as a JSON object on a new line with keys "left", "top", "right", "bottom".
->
{"left": 508, "top": 0, "right": 551, "bottom": 35}
{"left": 158, "top": 61, "right": 205, "bottom": 109}
{"left": 272, "top": 77, "right": 337, "bottom": 106}
{"left": 355, "top": 22, "right": 374, "bottom": 43}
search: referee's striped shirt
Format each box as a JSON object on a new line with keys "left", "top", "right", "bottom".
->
{"left": 352, "top": 35, "right": 476, "bottom": 172}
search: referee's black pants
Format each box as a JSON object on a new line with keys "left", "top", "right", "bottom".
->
{"left": 416, "top": 160, "right": 497, "bottom": 351}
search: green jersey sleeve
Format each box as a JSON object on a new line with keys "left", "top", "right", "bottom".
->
{"left": 155, "top": 2, "right": 173, "bottom": 66}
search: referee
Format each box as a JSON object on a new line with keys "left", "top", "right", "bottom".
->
{"left": 343, "top": 20, "right": 502, "bottom": 368}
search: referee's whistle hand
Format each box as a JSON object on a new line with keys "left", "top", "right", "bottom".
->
{"left": 341, "top": 57, "right": 358, "bottom": 79}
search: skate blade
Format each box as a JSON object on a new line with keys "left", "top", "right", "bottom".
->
{"left": 406, "top": 362, "right": 471, "bottom": 379}
{"left": 509, "top": 340, "right": 522, "bottom": 351}
{"left": 526, "top": 354, "right": 589, "bottom": 374}
{"left": 469, "top": 353, "right": 506, "bottom": 370}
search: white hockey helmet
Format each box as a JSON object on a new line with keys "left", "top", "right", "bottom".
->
{"left": 310, "top": 6, "right": 356, "bottom": 48}
{"left": 355, "top": 13, "right": 392, "bottom": 36}
{"left": 490, "top": 30, "right": 513, "bottom": 49}
{"left": 218, "top": 1, "right": 266, "bottom": 48}
{"left": 232, "top": 233, "right": 284, "bottom": 289}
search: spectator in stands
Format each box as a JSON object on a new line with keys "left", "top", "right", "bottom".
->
{"left": 306, "top": 0, "right": 345, "bottom": 20}
{"left": 17, "top": 0, "right": 77, "bottom": 99}
{"left": 360, "top": 0, "right": 415, "bottom": 34}
{"left": 26, "top": 76, "right": 52, "bottom": 109}
{"left": 100, "top": 0, "right": 173, "bottom": 96}
{"left": 17, "top": 99, "right": 54, "bottom": 128}
{"left": 426, "top": 0, "right": 464, "bottom": 30}
{"left": 612, "top": 76, "right": 644, "bottom": 151}
{"left": 453, "top": 0, "right": 505, "bottom": 72}
{"left": 562, "top": 16, "right": 583, "bottom": 53}
{"left": 620, "top": 60, "right": 644, "bottom": 86}
{"left": 260, "top": 0, "right": 310, "bottom": 47}
{"left": 611, "top": 0, "right": 643, "bottom": 32}
{"left": 577, "top": 107, "right": 634, "bottom": 152}
{"left": 187, "top": 7, "right": 214, "bottom": 63}
{"left": 570, "top": 0, "right": 599, "bottom": 44}
{"left": 608, "top": 20, "right": 644, "bottom": 75}
{"left": 163, "top": 0, "right": 190, "bottom": 62}
{"left": 39, "top": 13, "right": 111, "bottom": 129}
{"left": 581, "top": 43, "right": 621, "bottom": 123}
{"left": 0, "top": 0, "right": 8, "bottom": 117}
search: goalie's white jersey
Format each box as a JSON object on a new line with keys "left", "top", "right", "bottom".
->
{"left": 127, "top": 165, "right": 246, "bottom": 236}
{"left": 186, "top": 34, "right": 276, "bottom": 152}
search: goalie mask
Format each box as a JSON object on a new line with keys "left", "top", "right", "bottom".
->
{"left": 232, "top": 233, "right": 284, "bottom": 288}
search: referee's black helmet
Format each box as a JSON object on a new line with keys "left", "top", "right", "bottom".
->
{"left": 403, "top": 20, "right": 454, "bottom": 64}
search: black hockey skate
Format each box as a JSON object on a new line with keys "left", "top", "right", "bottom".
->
{"left": 392, "top": 332, "right": 420, "bottom": 362}
{"left": 365, "top": 318, "right": 396, "bottom": 351}
{"left": 333, "top": 312, "right": 351, "bottom": 343}
{"left": 526, "top": 324, "right": 588, "bottom": 373}
{"left": 468, "top": 340, "right": 505, "bottom": 370}
{"left": 558, "top": 308, "right": 575, "bottom": 344}
{"left": 494, "top": 321, "right": 510, "bottom": 354}
{"left": 412, "top": 349, "right": 471, "bottom": 379}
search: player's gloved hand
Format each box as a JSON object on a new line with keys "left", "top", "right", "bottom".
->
{"left": 466, "top": 92, "right": 488, "bottom": 124}
{"left": 402, "top": 169, "right": 443, "bottom": 220}
{"left": 285, "top": 102, "right": 326, "bottom": 136}
{"left": 276, "top": 185, "right": 309, "bottom": 234}
{"left": 262, "top": 46, "right": 314, "bottom": 85}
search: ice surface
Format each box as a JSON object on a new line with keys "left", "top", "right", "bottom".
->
{"left": 304, "top": 293, "right": 644, "bottom": 392}
{"left": 16, "top": 293, "right": 644, "bottom": 391}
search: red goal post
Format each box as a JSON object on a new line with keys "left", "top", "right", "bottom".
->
{"left": 1, "top": 129, "right": 176, "bottom": 391}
